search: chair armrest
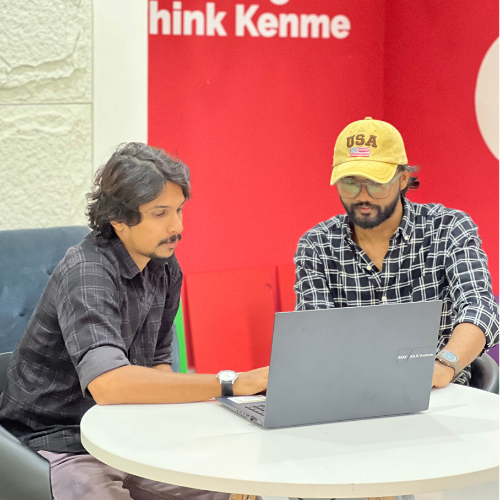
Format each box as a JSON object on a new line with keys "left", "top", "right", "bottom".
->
{"left": 0, "top": 351, "right": 13, "bottom": 394}
{"left": 469, "top": 352, "right": 499, "bottom": 394}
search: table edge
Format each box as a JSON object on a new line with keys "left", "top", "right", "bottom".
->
{"left": 81, "top": 432, "right": 499, "bottom": 498}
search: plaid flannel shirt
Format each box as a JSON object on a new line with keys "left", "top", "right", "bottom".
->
{"left": 294, "top": 199, "right": 499, "bottom": 385}
{"left": 0, "top": 232, "right": 182, "bottom": 453}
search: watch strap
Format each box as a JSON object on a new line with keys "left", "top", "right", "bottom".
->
{"left": 220, "top": 381, "right": 234, "bottom": 397}
{"left": 436, "top": 351, "right": 461, "bottom": 380}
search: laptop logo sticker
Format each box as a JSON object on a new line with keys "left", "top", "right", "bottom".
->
{"left": 398, "top": 347, "right": 435, "bottom": 365}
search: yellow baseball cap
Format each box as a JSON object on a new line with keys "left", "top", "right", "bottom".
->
{"left": 330, "top": 117, "right": 408, "bottom": 185}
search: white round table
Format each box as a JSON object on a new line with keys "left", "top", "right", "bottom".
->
{"left": 81, "top": 384, "right": 499, "bottom": 498}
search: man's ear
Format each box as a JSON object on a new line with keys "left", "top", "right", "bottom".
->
{"left": 400, "top": 170, "right": 410, "bottom": 191}
{"left": 110, "top": 221, "right": 126, "bottom": 235}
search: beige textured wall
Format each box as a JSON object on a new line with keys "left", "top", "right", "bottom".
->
{"left": 0, "top": 0, "right": 92, "bottom": 230}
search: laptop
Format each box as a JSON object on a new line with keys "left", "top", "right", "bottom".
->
{"left": 216, "top": 300, "right": 443, "bottom": 428}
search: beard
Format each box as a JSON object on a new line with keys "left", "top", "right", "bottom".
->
{"left": 341, "top": 192, "right": 400, "bottom": 229}
{"left": 143, "top": 233, "right": 182, "bottom": 264}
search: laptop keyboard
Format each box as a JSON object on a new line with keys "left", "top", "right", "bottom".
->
{"left": 245, "top": 404, "right": 266, "bottom": 416}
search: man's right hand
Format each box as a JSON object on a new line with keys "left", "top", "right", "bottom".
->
{"left": 232, "top": 367, "right": 269, "bottom": 396}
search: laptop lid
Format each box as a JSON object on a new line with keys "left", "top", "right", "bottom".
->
{"left": 262, "top": 300, "right": 442, "bottom": 428}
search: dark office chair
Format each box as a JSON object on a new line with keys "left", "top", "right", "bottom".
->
{"left": 0, "top": 425, "right": 53, "bottom": 500}
{"left": 0, "top": 226, "right": 90, "bottom": 353}
{"left": 0, "top": 351, "right": 11, "bottom": 394}
{"left": 469, "top": 352, "right": 499, "bottom": 394}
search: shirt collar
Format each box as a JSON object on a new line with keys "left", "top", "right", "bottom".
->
{"left": 396, "top": 198, "right": 415, "bottom": 242}
{"left": 341, "top": 215, "right": 355, "bottom": 246}
{"left": 94, "top": 232, "right": 174, "bottom": 280}
{"left": 107, "top": 235, "right": 142, "bottom": 279}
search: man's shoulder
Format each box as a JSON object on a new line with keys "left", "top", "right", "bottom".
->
{"left": 411, "top": 201, "right": 477, "bottom": 232}
{"left": 295, "top": 216, "right": 347, "bottom": 259}
{"left": 56, "top": 232, "right": 121, "bottom": 279}
{"left": 300, "top": 215, "right": 346, "bottom": 241}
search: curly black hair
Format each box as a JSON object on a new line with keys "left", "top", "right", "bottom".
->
{"left": 86, "top": 143, "right": 191, "bottom": 239}
{"left": 398, "top": 164, "right": 420, "bottom": 198}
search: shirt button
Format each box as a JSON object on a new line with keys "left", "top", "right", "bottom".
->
{"left": 366, "top": 265, "right": 372, "bottom": 271}
{"left": 132, "top": 359, "right": 138, "bottom": 364}
{"left": 404, "top": 235, "right": 409, "bottom": 240}
{"left": 140, "top": 296, "right": 145, "bottom": 302}
{"left": 382, "top": 296, "right": 387, "bottom": 302}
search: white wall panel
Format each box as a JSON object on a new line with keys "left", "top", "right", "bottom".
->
{"left": 0, "top": 0, "right": 93, "bottom": 230}
{"left": 0, "top": 0, "right": 92, "bottom": 104}
{"left": 0, "top": 104, "right": 91, "bottom": 229}
{"left": 93, "top": 0, "right": 148, "bottom": 171}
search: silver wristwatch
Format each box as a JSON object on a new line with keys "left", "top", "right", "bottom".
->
{"left": 436, "top": 350, "right": 461, "bottom": 381}
{"left": 216, "top": 370, "right": 238, "bottom": 397}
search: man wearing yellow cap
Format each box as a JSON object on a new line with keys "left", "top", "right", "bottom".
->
{"left": 295, "top": 117, "right": 498, "bottom": 389}
{"left": 294, "top": 118, "right": 499, "bottom": 500}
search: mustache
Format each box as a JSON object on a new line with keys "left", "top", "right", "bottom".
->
{"left": 158, "top": 234, "right": 182, "bottom": 246}
{"left": 353, "top": 202, "right": 379, "bottom": 209}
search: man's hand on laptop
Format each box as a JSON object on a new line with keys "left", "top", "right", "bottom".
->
{"left": 233, "top": 367, "right": 269, "bottom": 395}
{"left": 432, "top": 361, "right": 454, "bottom": 388}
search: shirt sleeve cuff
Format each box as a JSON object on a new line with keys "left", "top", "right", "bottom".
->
{"left": 152, "top": 344, "right": 173, "bottom": 367}
{"left": 76, "top": 346, "right": 130, "bottom": 398}
{"left": 453, "top": 304, "right": 499, "bottom": 354}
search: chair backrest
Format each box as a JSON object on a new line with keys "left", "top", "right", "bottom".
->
{"left": 0, "top": 425, "right": 53, "bottom": 500}
{"left": 0, "top": 226, "right": 89, "bottom": 352}
{"left": 470, "top": 352, "right": 499, "bottom": 394}
{"left": 0, "top": 351, "right": 12, "bottom": 395}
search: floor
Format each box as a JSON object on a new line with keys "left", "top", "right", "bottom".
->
{"left": 262, "top": 480, "right": 499, "bottom": 500}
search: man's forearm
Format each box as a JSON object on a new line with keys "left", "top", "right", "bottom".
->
{"left": 443, "top": 322, "right": 487, "bottom": 369}
{"left": 432, "top": 322, "right": 487, "bottom": 388}
{"left": 88, "top": 365, "right": 221, "bottom": 405}
{"left": 88, "top": 364, "right": 269, "bottom": 405}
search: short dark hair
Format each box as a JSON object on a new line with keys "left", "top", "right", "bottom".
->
{"left": 398, "top": 164, "right": 420, "bottom": 198}
{"left": 86, "top": 142, "right": 191, "bottom": 239}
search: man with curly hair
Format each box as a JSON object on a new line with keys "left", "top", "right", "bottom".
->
{"left": 0, "top": 143, "right": 268, "bottom": 500}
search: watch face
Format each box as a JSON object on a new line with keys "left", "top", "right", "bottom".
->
{"left": 218, "top": 370, "right": 236, "bottom": 382}
{"left": 442, "top": 350, "right": 458, "bottom": 362}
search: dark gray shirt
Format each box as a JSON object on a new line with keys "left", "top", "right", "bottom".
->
{"left": 0, "top": 232, "right": 182, "bottom": 453}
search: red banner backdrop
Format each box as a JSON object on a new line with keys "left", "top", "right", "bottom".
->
{"left": 149, "top": 0, "right": 498, "bottom": 370}
{"left": 384, "top": 0, "right": 499, "bottom": 295}
{"left": 149, "top": 0, "right": 386, "bottom": 276}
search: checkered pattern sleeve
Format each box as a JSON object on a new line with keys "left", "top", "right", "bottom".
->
{"left": 294, "top": 232, "right": 335, "bottom": 311}
{"left": 56, "top": 261, "right": 131, "bottom": 397}
{"left": 445, "top": 214, "right": 499, "bottom": 354}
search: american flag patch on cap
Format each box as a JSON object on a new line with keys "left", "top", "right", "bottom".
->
{"left": 350, "top": 147, "right": 370, "bottom": 157}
